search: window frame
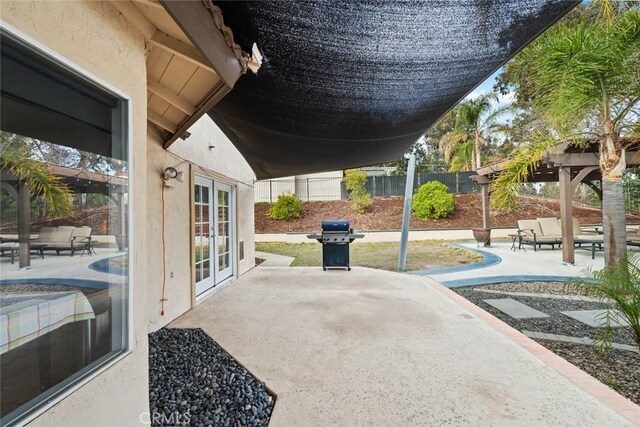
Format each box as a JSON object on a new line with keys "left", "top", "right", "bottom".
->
{"left": 0, "top": 20, "right": 134, "bottom": 426}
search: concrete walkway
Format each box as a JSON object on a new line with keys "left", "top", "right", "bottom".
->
{"left": 171, "top": 267, "right": 638, "bottom": 426}
{"left": 424, "top": 241, "right": 607, "bottom": 286}
{"left": 255, "top": 251, "right": 294, "bottom": 267}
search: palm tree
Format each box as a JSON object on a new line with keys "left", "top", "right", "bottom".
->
{"left": 492, "top": 7, "right": 640, "bottom": 265}
{"left": 439, "top": 93, "right": 510, "bottom": 171}
{"left": 0, "top": 132, "right": 72, "bottom": 217}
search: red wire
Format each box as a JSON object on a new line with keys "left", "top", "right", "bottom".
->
{"left": 160, "top": 184, "right": 167, "bottom": 316}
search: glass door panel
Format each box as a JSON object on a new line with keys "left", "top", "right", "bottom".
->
{"left": 214, "top": 182, "right": 233, "bottom": 283}
{"left": 194, "top": 177, "right": 214, "bottom": 296}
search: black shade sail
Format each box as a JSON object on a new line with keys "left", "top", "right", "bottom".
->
{"left": 208, "top": 1, "right": 578, "bottom": 179}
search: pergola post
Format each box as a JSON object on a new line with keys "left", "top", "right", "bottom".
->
{"left": 481, "top": 183, "right": 491, "bottom": 246}
{"left": 558, "top": 167, "right": 574, "bottom": 264}
{"left": 18, "top": 181, "right": 31, "bottom": 268}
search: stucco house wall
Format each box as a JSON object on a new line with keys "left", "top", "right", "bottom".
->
{"left": 147, "top": 116, "right": 256, "bottom": 331}
{"left": 1, "top": 1, "right": 150, "bottom": 426}
{"left": 1, "top": 1, "right": 257, "bottom": 425}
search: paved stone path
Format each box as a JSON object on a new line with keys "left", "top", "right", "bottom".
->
{"left": 483, "top": 298, "right": 550, "bottom": 319}
{"left": 562, "top": 309, "right": 630, "bottom": 328}
{"left": 523, "top": 330, "right": 639, "bottom": 353}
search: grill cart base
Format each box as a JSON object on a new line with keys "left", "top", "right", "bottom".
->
{"left": 307, "top": 220, "right": 364, "bottom": 271}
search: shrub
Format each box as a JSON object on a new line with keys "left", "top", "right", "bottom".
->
{"left": 571, "top": 255, "right": 640, "bottom": 352}
{"left": 411, "top": 181, "right": 455, "bottom": 220}
{"left": 268, "top": 194, "right": 303, "bottom": 220}
{"left": 344, "top": 169, "right": 372, "bottom": 213}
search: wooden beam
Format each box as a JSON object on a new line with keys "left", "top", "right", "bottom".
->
{"left": 148, "top": 31, "right": 216, "bottom": 74}
{"left": 148, "top": 111, "right": 178, "bottom": 133}
{"left": 160, "top": 0, "right": 244, "bottom": 88}
{"left": 570, "top": 166, "right": 599, "bottom": 192}
{"left": 558, "top": 167, "right": 574, "bottom": 264}
{"left": 163, "top": 80, "right": 230, "bottom": 149}
{"left": 147, "top": 80, "right": 196, "bottom": 115}
{"left": 547, "top": 151, "right": 638, "bottom": 167}
{"left": 134, "top": 0, "right": 165, "bottom": 10}
{"left": 110, "top": 0, "right": 156, "bottom": 38}
{"left": 481, "top": 184, "right": 491, "bottom": 246}
{"left": 1, "top": 181, "right": 18, "bottom": 198}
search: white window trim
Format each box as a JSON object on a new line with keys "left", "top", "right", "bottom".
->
{"left": 0, "top": 20, "right": 135, "bottom": 425}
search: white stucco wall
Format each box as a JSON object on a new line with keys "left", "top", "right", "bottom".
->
{"left": 147, "top": 116, "right": 256, "bottom": 330}
{"left": 1, "top": 1, "right": 150, "bottom": 426}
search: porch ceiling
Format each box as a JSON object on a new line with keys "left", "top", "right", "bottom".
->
{"left": 199, "top": 1, "right": 579, "bottom": 179}
{"left": 110, "top": 0, "right": 246, "bottom": 148}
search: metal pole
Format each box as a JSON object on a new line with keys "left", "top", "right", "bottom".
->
{"left": 398, "top": 154, "right": 416, "bottom": 272}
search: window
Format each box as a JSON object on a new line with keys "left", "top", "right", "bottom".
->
{"left": 0, "top": 30, "right": 129, "bottom": 425}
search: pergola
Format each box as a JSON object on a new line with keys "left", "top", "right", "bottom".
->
{"left": 472, "top": 141, "right": 640, "bottom": 264}
{"left": 0, "top": 163, "right": 127, "bottom": 268}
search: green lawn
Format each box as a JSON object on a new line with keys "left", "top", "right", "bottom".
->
{"left": 256, "top": 240, "right": 481, "bottom": 272}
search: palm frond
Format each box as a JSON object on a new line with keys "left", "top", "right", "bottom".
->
{"left": 0, "top": 143, "right": 72, "bottom": 217}
{"left": 490, "top": 135, "right": 558, "bottom": 212}
{"left": 570, "top": 254, "right": 640, "bottom": 351}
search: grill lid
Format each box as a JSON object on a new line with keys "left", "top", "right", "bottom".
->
{"left": 321, "top": 220, "right": 350, "bottom": 232}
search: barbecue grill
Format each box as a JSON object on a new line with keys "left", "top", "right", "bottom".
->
{"left": 307, "top": 220, "right": 364, "bottom": 270}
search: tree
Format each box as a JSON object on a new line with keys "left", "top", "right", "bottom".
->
{"left": 0, "top": 132, "right": 72, "bottom": 217}
{"left": 439, "top": 93, "right": 510, "bottom": 171}
{"left": 492, "top": 5, "right": 640, "bottom": 265}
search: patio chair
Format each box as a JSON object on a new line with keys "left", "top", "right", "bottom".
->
{"left": 517, "top": 219, "right": 561, "bottom": 251}
{"left": 52, "top": 226, "right": 93, "bottom": 256}
{"left": 628, "top": 227, "right": 640, "bottom": 248}
{"left": 40, "top": 226, "right": 75, "bottom": 255}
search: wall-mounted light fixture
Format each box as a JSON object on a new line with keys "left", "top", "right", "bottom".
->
{"left": 162, "top": 167, "right": 184, "bottom": 188}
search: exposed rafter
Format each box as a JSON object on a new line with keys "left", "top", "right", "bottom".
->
{"left": 147, "top": 80, "right": 196, "bottom": 115}
{"left": 148, "top": 111, "right": 178, "bottom": 133}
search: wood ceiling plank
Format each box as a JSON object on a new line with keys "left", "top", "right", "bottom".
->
{"left": 146, "top": 47, "right": 173, "bottom": 83}
{"left": 157, "top": 56, "right": 197, "bottom": 97}
{"left": 148, "top": 80, "right": 195, "bottom": 115}
{"left": 149, "top": 32, "right": 216, "bottom": 74}
{"left": 148, "top": 111, "right": 178, "bottom": 133}
{"left": 177, "top": 68, "right": 220, "bottom": 106}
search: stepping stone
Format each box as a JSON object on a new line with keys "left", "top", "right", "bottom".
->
{"left": 482, "top": 298, "right": 549, "bottom": 319}
{"left": 561, "top": 310, "right": 629, "bottom": 328}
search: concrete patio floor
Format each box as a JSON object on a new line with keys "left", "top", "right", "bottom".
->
{"left": 170, "top": 267, "right": 639, "bottom": 426}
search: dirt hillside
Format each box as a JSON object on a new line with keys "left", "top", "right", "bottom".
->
{"left": 255, "top": 195, "right": 640, "bottom": 233}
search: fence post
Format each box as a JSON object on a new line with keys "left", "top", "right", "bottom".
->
{"left": 269, "top": 180, "right": 273, "bottom": 202}
{"left": 306, "top": 178, "right": 310, "bottom": 201}
{"left": 456, "top": 172, "right": 459, "bottom": 193}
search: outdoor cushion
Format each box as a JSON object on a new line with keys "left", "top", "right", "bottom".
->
{"left": 628, "top": 227, "right": 640, "bottom": 242}
{"left": 36, "top": 226, "right": 57, "bottom": 243}
{"left": 517, "top": 220, "right": 543, "bottom": 237}
{"left": 537, "top": 218, "right": 562, "bottom": 237}
{"left": 572, "top": 218, "right": 581, "bottom": 236}
{"left": 50, "top": 226, "right": 75, "bottom": 244}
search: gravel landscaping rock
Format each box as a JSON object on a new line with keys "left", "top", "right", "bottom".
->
{"left": 149, "top": 328, "right": 275, "bottom": 427}
{"left": 454, "top": 285, "right": 635, "bottom": 346}
{"left": 480, "top": 281, "right": 586, "bottom": 296}
{"left": 537, "top": 340, "right": 640, "bottom": 405}
{"left": 454, "top": 282, "right": 640, "bottom": 406}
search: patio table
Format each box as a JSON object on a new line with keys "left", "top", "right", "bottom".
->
{"left": 574, "top": 237, "right": 604, "bottom": 260}
{"left": 0, "top": 291, "right": 95, "bottom": 355}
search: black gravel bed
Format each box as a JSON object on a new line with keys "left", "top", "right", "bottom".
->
{"left": 536, "top": 340, "right": 640, "bottom": 405}
{"left": 480, "top": 281, "right": 586, "bottom": 296}
{"left": 149, "top": 328, "right": 275, "bottom": 427}
{"left": 454, "top": 286, "right": 635, "bottom": 346}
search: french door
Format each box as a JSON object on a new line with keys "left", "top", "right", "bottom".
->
{"left": 194, "top": 176, "right": 234, "bottom": 297}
